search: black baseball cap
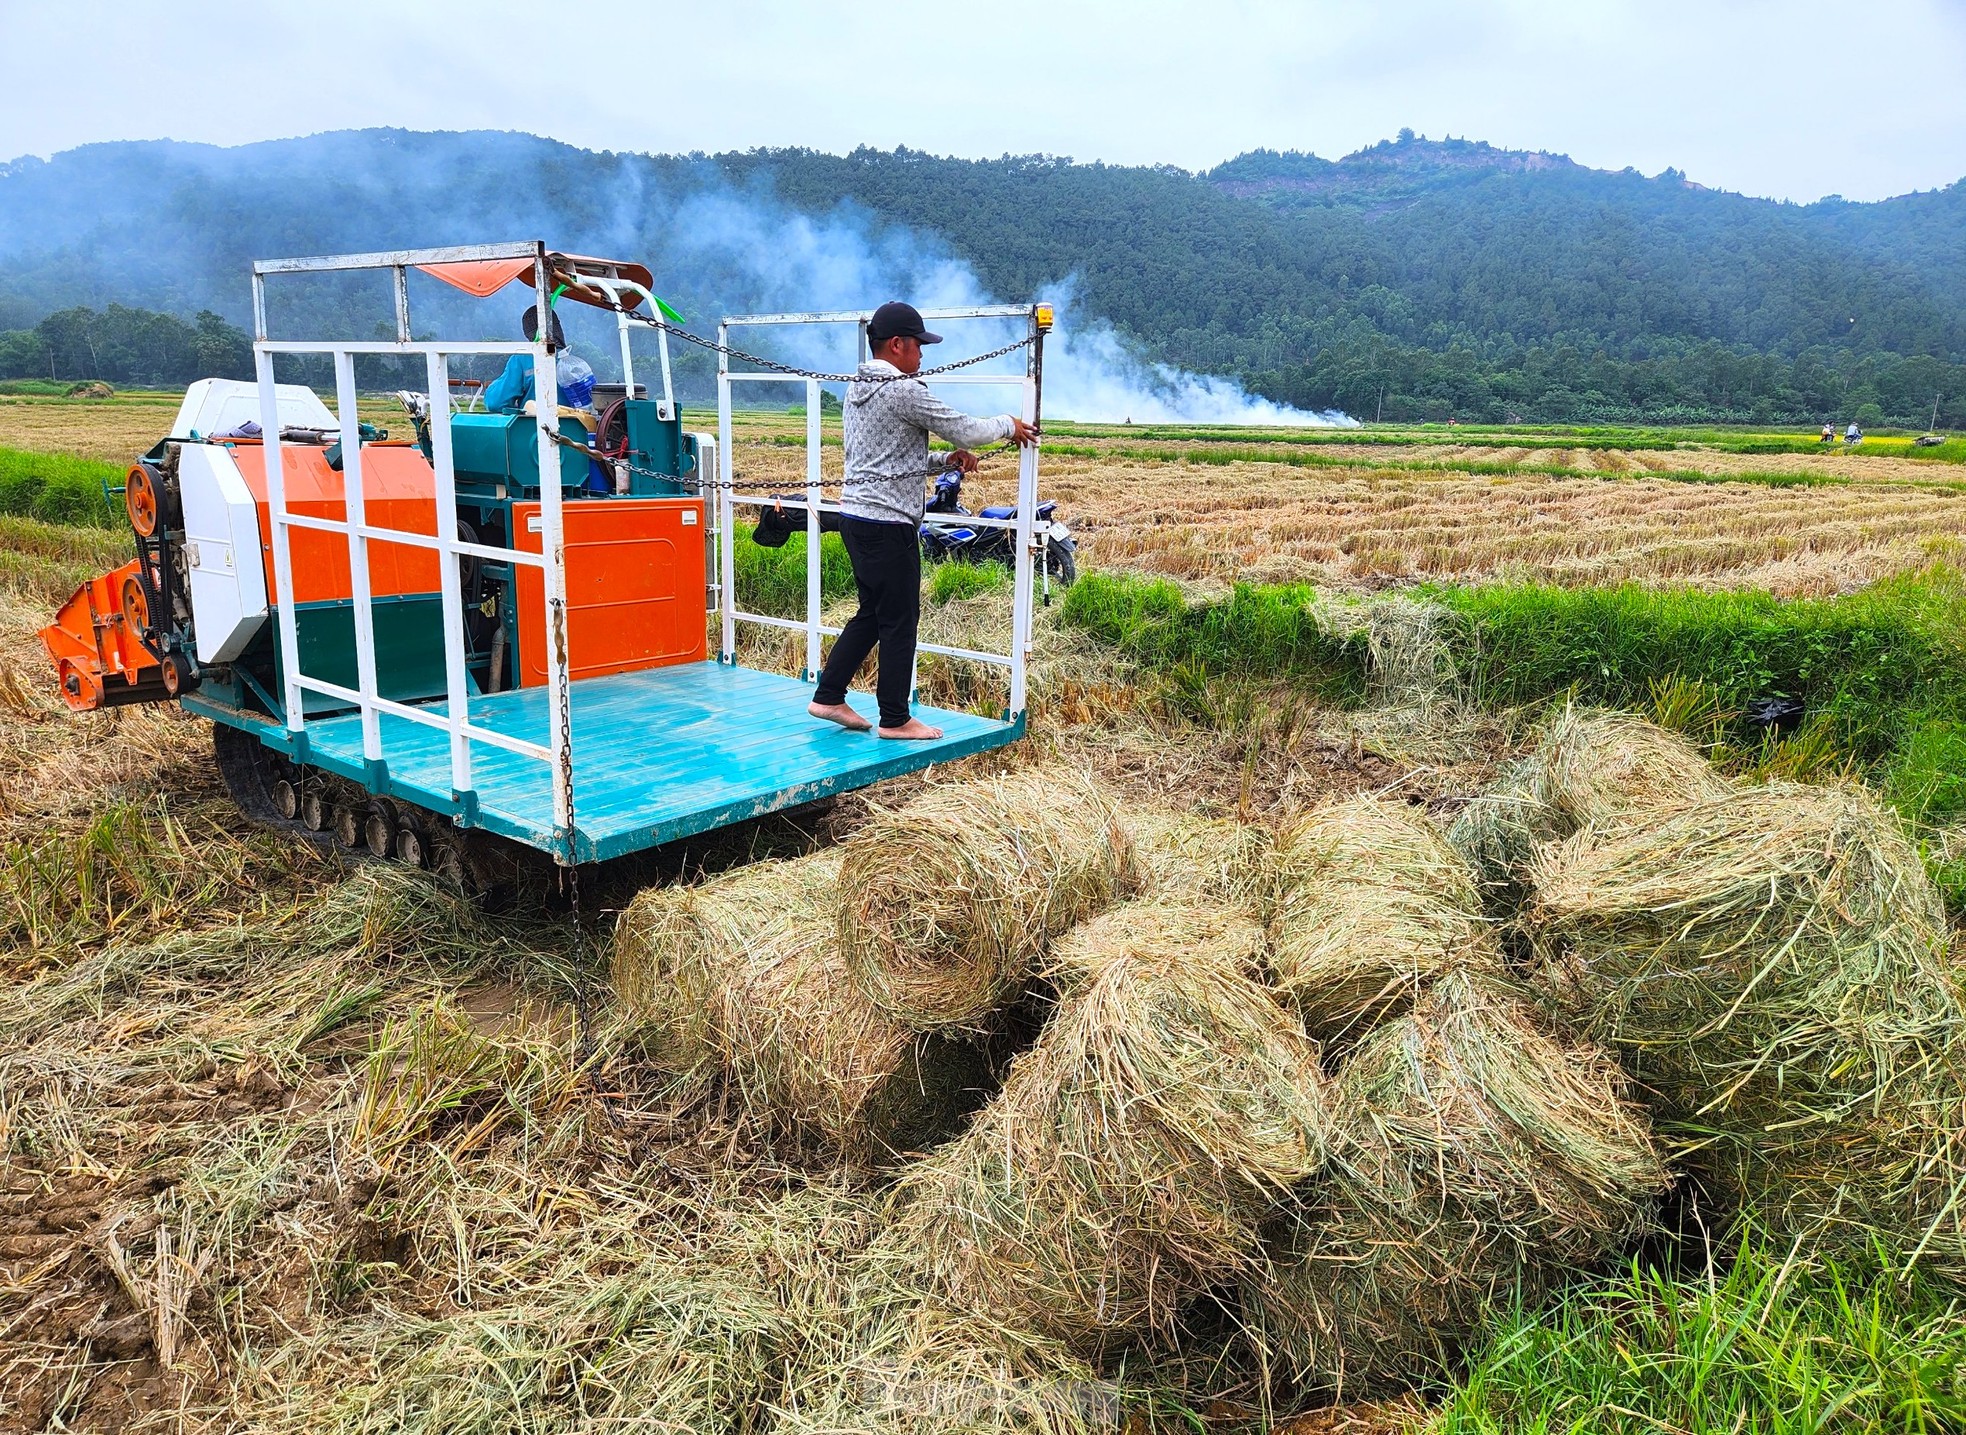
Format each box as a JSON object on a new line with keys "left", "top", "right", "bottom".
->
{"left": 867, "top": 301, "right": 942, "bottom": 345}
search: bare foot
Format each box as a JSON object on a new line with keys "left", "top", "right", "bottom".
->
{"left": 808, "top": 700, "right": 872, "bottom": 732}
{"left": 877, "top": 717, "right": 945, "bottom": 741}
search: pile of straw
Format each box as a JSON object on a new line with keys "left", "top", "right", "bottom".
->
{"left": 1262, "top": 794, "right": 1498, "bottom": 1043}
{"left": 1449, "top": 707, "right": 1727, "bottom": 907}
{"left": 613, "top": 852, "right": 986, "bottom": 1161}
{"left": 894, "top": 900, "right": 1328, "bottom": 1352}
{"left": 1528, "top": 778, "right": 1966, "bottom": 1270}
{"left": 773, "top": 1290, "right": 1128, "bottom": 1435}
{"left": 1125, "top": 809, "right": 1272, "bottom": 912}
{"left": 839, "top": 766, "right": 1138, "bottom": 1032}
{"left": 1245, "top": 971, "right": 1667, "bottom": 1393}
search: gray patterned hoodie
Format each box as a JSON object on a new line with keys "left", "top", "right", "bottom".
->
{"left": 840, "top": 359, "right": 1018, "bottom": 526}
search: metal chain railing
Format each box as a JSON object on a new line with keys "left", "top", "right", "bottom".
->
{"left": 548, "top": 429, "right": 1030, "bottom": 495}
{"left": 611, "top": 308, "right": 1037, "bottom": 385}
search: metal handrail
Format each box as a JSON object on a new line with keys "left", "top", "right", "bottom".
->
{"left": 712, "top": 305, "right": 1043, "bottom": 720}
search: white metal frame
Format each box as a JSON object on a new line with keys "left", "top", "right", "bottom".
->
{"left": 249, "top": 242, "right": 576, "bottom": 843}
{"left": 711, "top": 306, "right": 1049, "bottom": 720}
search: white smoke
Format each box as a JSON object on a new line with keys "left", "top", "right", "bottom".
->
{"left": 656, "top": 183, "right": 1355, "bottom": 427}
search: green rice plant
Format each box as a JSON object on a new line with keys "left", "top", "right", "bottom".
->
{"left": 0, "top": 445, "right": 121, "bottom": 527}
{"left": 1887, "top": 722, "right": 1966, "bottom": 828}
{"left": 732, "top": 525, "right": 854, "bottom": 619}
{"left": 0, "top": 512, "right": 132, "bottom": 601}
{"left": 927, "top": 560, "right": 1008, "bottom": 606}
{"left": 1431, "top": 566, "right": 1966, "bottom": 766}
{"left": 1647, "top": 672, "right": 1735, "bottom": 750}
{"left": 1059, "top": 573, "right": 1361, "bottom": 700}
{"left": 1433, "top": 1241, "right": 1966, "bottom": 1434}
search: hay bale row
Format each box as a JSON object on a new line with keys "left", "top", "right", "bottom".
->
{"left": 1448, "top": 707, "right": 1727, "bottom": 907}
{"left": 1262, "top": 794, "right": 1498, "bottom": 1044}
{"left": 1243, "top": 971, "right": 1667, "bottom": 1394}
{"left": 1527, "top": 777, "right": 1966, "bottom": 1271}
{"left": 613, "top": 852, "right": 987, "bottom": 1162}
{"left": 840, "top": 766, "right": 1140, "bottom": 1032}
{"left": 894, "top": 900, "right": 1329, "bottom": 1353}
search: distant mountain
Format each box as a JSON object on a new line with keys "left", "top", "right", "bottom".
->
{"left": 2, "top": 129, "right": 1962, "bottom": 424}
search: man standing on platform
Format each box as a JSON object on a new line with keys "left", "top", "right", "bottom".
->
{"left": 807, "top": 302, "right": 1037, "bottom": 740}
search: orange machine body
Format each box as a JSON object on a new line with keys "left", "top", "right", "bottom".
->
{"left": 39, "top": 559, "right": 164, "bottom": 711}
{"left": 224, "top": 444, "right": 442, "bottom": 602}
{"left": 513, "top": 497, "right": 707, "bottom": 685}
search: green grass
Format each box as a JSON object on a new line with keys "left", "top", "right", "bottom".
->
{"left": 1058, "top": 572, "right": 1362, "bottom": 703}
{"left": 0, "top": 445, "right": 121, "bottom": 527}
{"left": 730, "top": 524, "right": 854, "bottom": 619}
{"left": 1433, "top": 1242, "right": 1966, "bottom": 1434}
{"left": 1431, "top": 569, "right": 1966, "bottom": 765}
{"left": 927, "top": 560, "right": 1010, "bottom": 605}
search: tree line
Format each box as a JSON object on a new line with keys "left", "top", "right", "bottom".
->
{"left": 0, "top": 305, "right": 252, "bottom": 388}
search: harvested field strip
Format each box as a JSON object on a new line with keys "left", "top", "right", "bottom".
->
{"left": 1043, "top": 439, "right": 1852, "bottom": 490}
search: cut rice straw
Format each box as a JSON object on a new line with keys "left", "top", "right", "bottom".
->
{"left": 1245, "top": 970, "right": 1667, "bottom": 1395}
{"left": 1263, "top": 793, "right": 1497, "bottom": 1044}
{"left": 1528, "top": 778, "right": 1966, "bottom": 1276}
{"left": 839, "top": 765, "right": 1138, "bottom": 1032}
{"left": 613, "top": 851, "right": 988, "bottom": 1161}
{"left": 893, "top": 900, "right": 1328, "bottom": 1353}
{"left": 1449, "top": 706, "right": 1727, "bottom": 908}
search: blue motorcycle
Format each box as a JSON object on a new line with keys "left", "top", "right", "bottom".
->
{"left": 920, "top": 471, "right": 1077, "bottom": 585}
{"left": 752, "top": 472, "right": 1076, "bottom": 585}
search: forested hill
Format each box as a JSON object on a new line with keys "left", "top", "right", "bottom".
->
{"left": 3, "top": 129, "right": 1963, "bottom": 425}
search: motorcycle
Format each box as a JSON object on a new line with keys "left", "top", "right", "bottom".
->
{"left": 920, "top": 471, "right": 1077, "bottom": 585}
{"left": 750, "top": 471, "right": 1077, "bottom": 586}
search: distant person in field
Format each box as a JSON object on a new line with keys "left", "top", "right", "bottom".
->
{"left": 806, "top": 301, "right": 1038, "bottom": 741}
{"left": 1846, "top": 421, "right": 1863, "bottom": 445}
{"left": 484, "top": 305, "right": 597, "bottom": 414}
{"left": 1821, "top": 421, "right": 1836, "bottom": 444}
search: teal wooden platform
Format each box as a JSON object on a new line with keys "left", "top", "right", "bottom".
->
{"left": 195, "top": 663, "right": 1019, "bottom": 862}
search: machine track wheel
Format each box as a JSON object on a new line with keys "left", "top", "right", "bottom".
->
{"left": 363, "top": 801, "right": 401, "bottom": 859}
{"left": 271, "top": 778, "right": 300, "bottom": 821}
{"left": 300, "top": 789, "right": 328, "bottom": 832}
{"left": 333, "top": 806, "right": 362, "bottom": 849}
{"left": 394, "top": 826, "right": 428, "bottom": 869}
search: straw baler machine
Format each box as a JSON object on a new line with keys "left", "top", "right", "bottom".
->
{"left": 38, "top": 243, "right": 1033, "bottom": 882}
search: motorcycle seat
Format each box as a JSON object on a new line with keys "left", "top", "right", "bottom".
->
{"left": 979, "top": 504, "right": 1016, "bottom": 520}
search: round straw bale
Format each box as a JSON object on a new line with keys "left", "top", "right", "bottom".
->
{"left": 774, "top": 1291, "right": 1129, "bottom": 1434}
{"left": 839, "top": 766, "right": 1138, "bottom": 1032}
{"left": 614, "top": 852, "right": 988, "bottom": 1161}
{"left": 1262, "top": 794, "right": 1498, "bottom": 1043}
{"left": 1125, "top": 808, "right": 1273, "bottom": 912}
{"left": 1526, "top": 778, "right": 1966, "bottom": 1269}
{"left": 1448, "top": 707, "right": 1727, "bottom": 910}
{"left": 1243, "top": 971, "right": 1666, "bottom": 1394}
{"left": 893, "top": 900, "right": 1328, "bottom": 1353}
{"left": 1535, "top": 705, "right": 1729, "bottom": 833}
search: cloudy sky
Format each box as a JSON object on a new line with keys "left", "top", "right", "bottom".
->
{"left": 4, "top": 0, "right": 1962, "bottom": 203}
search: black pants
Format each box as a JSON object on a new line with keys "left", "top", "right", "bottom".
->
{"left": 813, "top": 517, "right": 920, "bottom": 729}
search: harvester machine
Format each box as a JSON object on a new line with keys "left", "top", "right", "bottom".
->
{"left": 40, "top": 243, "right": 1051, "bottom": 888}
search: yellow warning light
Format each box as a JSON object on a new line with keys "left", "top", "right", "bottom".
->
{"left": 1034, "top": 303, "right": 1055, "bottom": 332}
